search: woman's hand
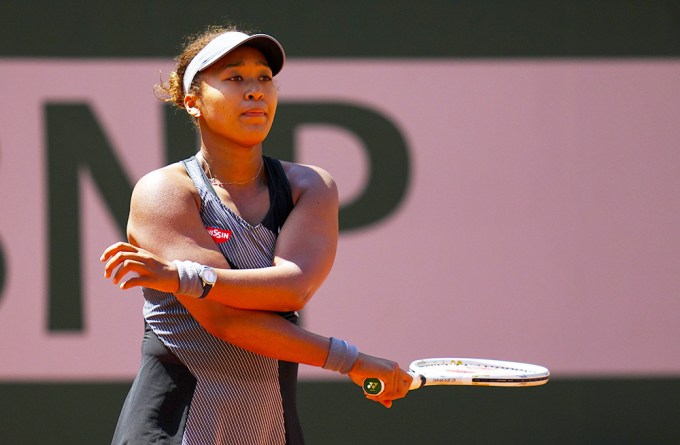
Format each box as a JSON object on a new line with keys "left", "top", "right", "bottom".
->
{"left": 348, "top": 353, "right": 412, "bottom": 408}
{"left": 100, "top": 241, "right": 179, "bottom": 293}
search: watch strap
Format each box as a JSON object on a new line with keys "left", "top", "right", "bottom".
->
{"left": 198, "top": 266, "right": 216, "bottom": 299}
{"left": 199, "top": 281, "right": 213, "bottom": 299}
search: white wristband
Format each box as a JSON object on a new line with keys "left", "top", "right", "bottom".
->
{"left": 173, "top": 260, "right": 204, "bottom": 298}
{"left": 323, "top": 337, "right": 359, "bottom": 374}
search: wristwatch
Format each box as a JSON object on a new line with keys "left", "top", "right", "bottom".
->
{"left": 198, "top": 266, "right": 217, "bottom": 299}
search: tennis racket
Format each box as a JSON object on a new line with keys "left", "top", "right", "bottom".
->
{"left": 363, "top": 358, "right": 550, "bottom": 396}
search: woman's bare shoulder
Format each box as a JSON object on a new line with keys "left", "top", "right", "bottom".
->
{"left": 130, "top": 162, "right": 197, "bottom": 215}
{"left": 134, "top": 162, "right": 190, "bottom": 192}
{"left": 279, "top": 160, "right": 337, "bottom": 202}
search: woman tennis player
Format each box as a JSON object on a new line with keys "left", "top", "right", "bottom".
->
{"left": 100, "top": 25, "right": 411, "bottom": 444}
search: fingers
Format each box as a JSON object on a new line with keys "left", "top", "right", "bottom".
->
{"left": 101, "top": 242, "right": 178, "bottom": 294}
{"left": 101, "top": 242, "right": 140, "bottom": 278}
{"left": 118, "top": 273, "right": 149, "bottom": 290}
{"left": 379, "top": 365, "right": 408, "bottom": 401}
{"left": 103, "top": 250, "right": 144, "bottom": 279}
{"left": 102, "top": 243, "right": 148, "bottom": 285}
{"left": 102, "top": 244, "right": 157, "bottom": 279}
{"left": 367, "top": 396, "right": 392, "bottom": 409}
{"left": 365, "top": 392, "right": 394, "bottom": 409}
{"left": 353, "top": 357, "right": 410, "bottom": 408}
{"left": 403, "top": 372, "right": 414, "bottom": 392}
{"left": 111, "top": 259, "right": 146, "bottom": 287}
{"left": 100, "top": 241, "right": 136, "bottom": 262}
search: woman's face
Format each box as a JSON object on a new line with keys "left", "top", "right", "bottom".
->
{"left": 193, "top": 45, "right": 278, "bottom": 147}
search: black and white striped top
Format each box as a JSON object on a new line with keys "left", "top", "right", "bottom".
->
{"left": 142, "top": 156, "right": 303, "bottom": 445}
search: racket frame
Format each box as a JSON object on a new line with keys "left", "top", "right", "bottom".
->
{"left": 362, "top": 357, "right": 550, "bottom": 396}
{"left": 408, "top": 357, "right": 551, "bottom": 389}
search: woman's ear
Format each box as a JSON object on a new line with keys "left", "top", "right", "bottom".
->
{"left": 184, "top": 94, "right": 201, "bottom": 119}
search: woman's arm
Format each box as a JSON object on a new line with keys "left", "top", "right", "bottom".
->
{"left": 202, "top": 162, "right": 339, "bottom": 311}
{"left": 124, "top": 162, "right": 337, "bottom": 312}
{"left": 103, "top": 163, "right": 410, "bottom": 406}
{"left": 102, "top": 241, "right": 410, "bottom": 407}
{"left": 110, "top": 162, "right": 334, "bottom": 355}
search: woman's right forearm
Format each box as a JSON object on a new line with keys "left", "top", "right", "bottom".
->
{"left": 177, "top": 294, "right": 330, "bottom": 366}
{"left": 178, "top": 294, "right": 410, "bottom": 407}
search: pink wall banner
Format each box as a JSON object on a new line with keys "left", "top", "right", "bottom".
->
{"left": 1, "top": 59, "right": 679, "bottom": 380}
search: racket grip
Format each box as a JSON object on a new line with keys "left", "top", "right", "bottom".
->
{"left": 362, "top": 372, "right": 422, "bottom": 396}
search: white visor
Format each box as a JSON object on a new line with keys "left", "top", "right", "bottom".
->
{"left": 182, "top": 31, "right": 285, "bottom": 95}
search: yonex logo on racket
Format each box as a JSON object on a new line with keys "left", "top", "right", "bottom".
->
{"left": 207, "top": 227, "right": 232, "bottom": 244}
{"left": 362, "top": 378, "right": 384, "bottom": 396}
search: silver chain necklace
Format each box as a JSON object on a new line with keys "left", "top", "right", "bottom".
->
{"left": 203, "top": 158, "right": 264, "bottom": 187}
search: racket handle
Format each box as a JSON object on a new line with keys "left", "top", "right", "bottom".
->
{"left": 362, "top": 372, "right": 422, "bottom": 396}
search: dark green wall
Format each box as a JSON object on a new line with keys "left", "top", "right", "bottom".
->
{"left": 2, "top": 1, "right": 679, "bottom": 58}
{"left": 2, "top": 379, "right": 679, "bottom": 444}
{"left": 2, "top": 1, "right": 678, "bottom": 443}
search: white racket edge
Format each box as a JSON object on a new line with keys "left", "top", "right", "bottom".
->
{"left": 362, "top": 357, "right": 550, "bottom": 396}
{"left": 409, "top": 357, "right": 550, "bottom": 388}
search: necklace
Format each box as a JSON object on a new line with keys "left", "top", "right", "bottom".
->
{"left": 203, "top": 158, "right": 264, "bottom": 188}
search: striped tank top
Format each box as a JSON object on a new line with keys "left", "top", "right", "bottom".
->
{"left": 118, "top": 156, "right": 303, "bottom": 445}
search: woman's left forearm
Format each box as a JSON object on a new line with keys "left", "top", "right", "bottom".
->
{"left": 204, "top": 258, "right": 326, "bottom": 312}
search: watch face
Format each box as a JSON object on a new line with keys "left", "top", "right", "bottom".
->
{"left": 202, "top": 267, "right": 218, "bottom": 285}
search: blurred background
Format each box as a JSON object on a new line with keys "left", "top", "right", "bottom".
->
{"left": 1, "top": 1, "right": 679, "bottom": 443}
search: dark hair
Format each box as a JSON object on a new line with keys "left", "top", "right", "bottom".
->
{"left": 154, "top": 24, "right": 244, "bottom": 109}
